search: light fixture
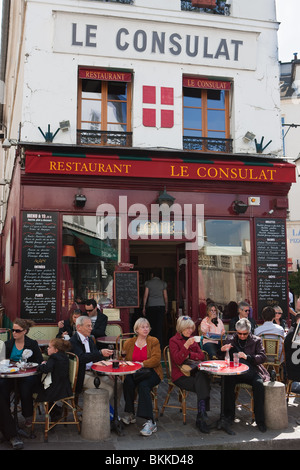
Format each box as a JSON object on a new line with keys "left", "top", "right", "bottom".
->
{"left": 233, "top": 200, "right": 248, "bottom": 214}
{"left": 74, "top": 193, "right": 87, "bottom": 208}
{"left": 2, "top": 138, "right": 18, "bottom": 150}
{"left": 59, "top": 120, "right": 70, "bottom": 132}
{"left": 38, "top": 124, "right": 60, "bottom": 143}
{"left": 156, "top": 187, "right": 175, "bottom": 207}
{"left": 243, "top": 131, "right": 256, "bottom": 143}
{"left": 62, "top": 245, "right": 76, "bottom": 257}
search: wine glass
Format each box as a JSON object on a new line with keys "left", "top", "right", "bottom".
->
{"left": 120, "top": 349, "right": 126, "bottom": 364}
{"left": 107, "top": 344, "right": 114, "bottom": 361}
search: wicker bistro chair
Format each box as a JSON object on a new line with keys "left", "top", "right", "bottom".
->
{"left": 31, "top": 352, "right": 81, "bottom": 442}
{"left": 0, "top": 328, "right": 12, "bottom": 342}
{"left": 160, "top": 346, "right": 198, "bottom": 424}
{"left": 258, "top": 334, "right": 285, "bottom": 382}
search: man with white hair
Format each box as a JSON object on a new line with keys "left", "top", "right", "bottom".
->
{"left": 70, "top": 316, "right": 122, "bottom": 406}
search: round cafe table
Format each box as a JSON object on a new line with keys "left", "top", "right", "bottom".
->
{"left": 199, "top": 360, "right": 249, "bottom": 435}
{"left": 0, "top": 365, "right": 40, "bottom": 438}
{"left": 91, "top": 360, "right": 142, "bottom": 435}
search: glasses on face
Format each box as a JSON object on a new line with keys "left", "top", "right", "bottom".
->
{"left": 243, "top": 309, "right": 250, "bottom": 313}
{"left": 85, "top": 308, "right": 94, "bottom": 312}
{"left": 12, "top": 329, "right": 24, "bottom": 333}
{"left": 237, "top": 331, "right": 248, "bottom": 336}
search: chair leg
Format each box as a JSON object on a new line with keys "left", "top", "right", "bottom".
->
{"left": 160, "top": 384, "right": 174, "bottom": 417}
{"left": 181, "top": 392, "right": 187, "bottom": 424}
{"left": 44, "top": 403, "right": 49, "bottom": 443}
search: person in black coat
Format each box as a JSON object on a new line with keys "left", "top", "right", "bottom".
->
{"left": 56, "top": 309, "right": 82, "bottom": 339}
{"left": 84, "top": 299, "right": 108, "bottom": 339}
{"left": 36, "top": 338, "right": 72, "bottom": 402}
{"left": 0, "top": 318, "right": 43, "bottom": 426}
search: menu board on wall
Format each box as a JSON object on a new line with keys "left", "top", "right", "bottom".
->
{"left": 255, "top": 218, "right": 287, "bottom": 318}
{"left": 114, "top": 271, "right": 139, "bottom": 308}
{"left": 21, "top": 212, "right": 58, "bottom": 323}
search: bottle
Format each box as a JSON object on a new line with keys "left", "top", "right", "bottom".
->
{"left": 225, "top": 349, "right": 230, "bottom": 367}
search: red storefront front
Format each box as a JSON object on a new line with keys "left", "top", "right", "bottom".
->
{"left": 0, "top": 143, "right": 296, "bottom": 334}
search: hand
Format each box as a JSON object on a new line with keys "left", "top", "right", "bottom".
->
{"left": 101, "top": 349, "right": 114, "bottom": 358}
{"left": 58, "top": 320, "right": 64, "bottom": 328}
{"left": 184, "top": 337, "right": 195, "bottom": 349}
{"left": 238, "top": 352, "right": 247, "bottom": 360}
{"left": 221, "top": 344, "right": 232, "bottom": 352}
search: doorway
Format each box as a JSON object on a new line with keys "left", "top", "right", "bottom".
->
{"left": 129, "top": 241, "right": 187, "bottom": 346}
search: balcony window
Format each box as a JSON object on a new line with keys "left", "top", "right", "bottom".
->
{"left": 183, "top": 77, "right": 232, "bottom": 152}
{"left": 181, "top": 0, "right": 230, "bottom": 15}
{"left": 77, "top": 68, "right": 132, "bottom": 146}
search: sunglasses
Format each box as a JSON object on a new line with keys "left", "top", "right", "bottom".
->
{"left": 237, "top": 332, "right": 248, "bottom": 336}
{"left": 85, "top": 308, "right": 94, "bottom": 312}
{"left": 182, "top": 316, "right": 191, "bottom": 320}
{"left": 243, "top": 309, "right": 250, "bottom": 313}
{"left": 12, "top": 329, "right": 24, "bottom": 333}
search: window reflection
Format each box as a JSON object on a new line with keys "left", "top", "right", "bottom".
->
{"left": 61, "top": 215, "right": 120, "bottom": 316}
{"left": 198, "top": 220, "right": 251, "bottom": 319}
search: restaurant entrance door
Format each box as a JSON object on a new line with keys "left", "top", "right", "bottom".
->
{"left": 129, "top": 241, "right": 188, "bottom": 345}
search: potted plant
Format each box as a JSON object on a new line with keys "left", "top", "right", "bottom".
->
{"left": 192, "top": 0, "right": 217, "bottom": 8}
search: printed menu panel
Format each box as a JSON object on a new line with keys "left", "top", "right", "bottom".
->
{"left": 21, "top": 212, "right": 58, "bottom": 323}
{"left": 255, "top": 218, "right": 287, "bottom": 318}
{"left": 114, "top": 271, "right": 139, "bottom": 308}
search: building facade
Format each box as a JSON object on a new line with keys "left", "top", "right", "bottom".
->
{"left": 0, "top": 0, "right": 296, "bottom": 332}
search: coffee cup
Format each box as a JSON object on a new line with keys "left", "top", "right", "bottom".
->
{"left": 193, "top": 336, "right": 201, "bottom": 342}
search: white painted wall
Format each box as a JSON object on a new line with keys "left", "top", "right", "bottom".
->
{"left": 9, "top": 0, "right": 283, "bottom": 155}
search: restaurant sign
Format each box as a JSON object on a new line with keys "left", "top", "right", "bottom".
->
{"left": 25, "top": 152, "right": 296, "bottom": 184}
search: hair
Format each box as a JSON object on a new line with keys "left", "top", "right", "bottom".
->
{"left": 176, "top": 315, "right": 195, "bottom": 334}
{"left": 13, "top": 318, "right": 35, "bottom": 334}
{"left": 206, "top": 303, "right": 217, "bottom": 315}
{"left": 76, "top": 315, "right": 92, "bottom": 327}
{"left": 235, "top": 318, "right": 251, "bottom": 333}
{"left": 273, "top": 305, "right": 283, "bottom": 314}
{"left": 238, "top": 301, "right": 250, "bottom": 311}
{"left": 70, "top": 309, "right": 82, "bottom": 325}
{"left": 133, "top": 317, "right": 151, "bottom": 334}
{"left": 49, "top": 338, "right": 71, "bottom": 352}
{"left": 261, "top": 306, "right": 276, "bottom": 322}
{"left": 151, "top": 268, "right": 161, "bottom": 278}
{"left": 85, "top": 299, "right": 97, "bottom": 309}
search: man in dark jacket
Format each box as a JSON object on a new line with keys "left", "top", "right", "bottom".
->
{"left": 229, "top": 301, "right": 257, "bottom": 333}
{"left": 84, "top": 299, "right": 108, "bottom": 339}
{"left": 70, "top": 316, "right": 122, "bottom": 406}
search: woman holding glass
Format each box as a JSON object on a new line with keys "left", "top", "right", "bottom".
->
{"left": 169, "top": 316, "right": 211, "bottom": 433}
{"left": 0, "top": 319, "right": 43, "bottom": 427}
{"left": 121, "top": 317, "right": 163, "bottom": 436}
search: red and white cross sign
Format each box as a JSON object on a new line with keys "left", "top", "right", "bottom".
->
{"left": 142, "top": 86, "right": 174, "bottom": 128}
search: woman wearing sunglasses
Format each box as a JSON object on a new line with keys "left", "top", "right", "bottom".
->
{"left": 220, "top": 318, "right": 269, "bottom": 433}
{"left": 0, "top": 318, "right": 43, "bottom": 428}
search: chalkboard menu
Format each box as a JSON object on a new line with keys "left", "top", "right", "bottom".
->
{"left": 114, "top": 271, "right": 139, "bottom": 308}
{"left": 21, "top": 212, "right": 58, "bottom": 323}
{"left": 255, "top": 218, "right": 287, "bottom": 318}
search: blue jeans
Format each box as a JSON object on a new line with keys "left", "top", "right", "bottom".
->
{"left": 123, "top": 368, "right": 160, "bottom": 421}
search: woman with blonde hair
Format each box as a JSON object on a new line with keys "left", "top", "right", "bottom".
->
{"left": 122, "top": 317, "right": 163, "bottom": 436}
{"left": 169, "top": 316, "right": 210, "bottom": 433}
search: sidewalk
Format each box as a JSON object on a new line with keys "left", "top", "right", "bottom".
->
{"left": 1, "top": 377, "right": 300, "bottom": 451}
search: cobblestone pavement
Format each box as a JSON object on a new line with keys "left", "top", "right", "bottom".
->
{"left": 1, "top": 376, "right": 300, "bottom": 452}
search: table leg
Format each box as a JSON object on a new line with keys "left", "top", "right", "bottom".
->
{"left": 216, "top": 376, "right": 236, "bottom": 436}
{"left": 110, "top": 376, "right": 124, "bottom": 436}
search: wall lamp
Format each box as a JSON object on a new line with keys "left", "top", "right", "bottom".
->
{"left": 233, "top": 200, "right": 248, "bottom": 214}
{"left": 2, "top": 138, "right": 18, "bottom": 151}
{"left": 156, "top": 187, "right": 175, "bottom": 207}
{"left": 74, "top": 194, "right": 87, "bottom": 208}
{"left": 243, "top": 131, "right": 256, "bottom": 143}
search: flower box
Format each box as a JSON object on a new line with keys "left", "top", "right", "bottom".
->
{"left": 191, "top": 0, "right": 217, "bottom": 8}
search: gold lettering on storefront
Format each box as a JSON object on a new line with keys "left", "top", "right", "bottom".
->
{"left": 49, "top": 160, "right": 131, "bottom": 174}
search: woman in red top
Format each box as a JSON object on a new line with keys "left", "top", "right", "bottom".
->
{"left": 122, "top": 318, "right": 163, "bottom": 436}
{"left": 169, "top": 316, "right": 210, "bottom": 433}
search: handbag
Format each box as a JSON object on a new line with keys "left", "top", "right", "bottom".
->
{"left": 132, "top": 367, "right": 152, "bottom": 384}
{"left": 178, "top": 359, "right": 199, "bottom": 377}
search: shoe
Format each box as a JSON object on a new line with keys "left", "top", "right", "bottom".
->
{"left": 140, "top": 420, "right": 157, "bottom": 436}
{"left": 196, "top": 414, "right": 210, "bottom": 434}
{"left": 257, "top": 422, "right": 267, "bottom": 433}
{"left": 10, "top": 436, "right": 24, "bottom": 450}
{"left": 121, "top": 413, "right": 136, "bottom": 425}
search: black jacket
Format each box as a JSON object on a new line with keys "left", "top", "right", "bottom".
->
{"left": 284, "top": 325, "right": 300, "bottom": 382}
{"left": 36, "top": 351, "right": 72, "bottom": 402}
{"left": 229, "top": 316, "right": 257, "bottom": 334}
{"left": 5, "top": 336, "right": 43, "bottom": 364}
{"left": 69, "top": 333, "right": 104, "bottom": 393}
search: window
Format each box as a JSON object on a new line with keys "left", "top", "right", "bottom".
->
{"left": 78, "top": 68, "right": 132, "bottom": 146}
{"left": 61, "top": 215, "right": 120, "bottom": 316}
{"left": 183, "top": 77, "right": 231, "bottom": 152}
{"left": 198, "top": 220, "right": 251, "bottom": 317}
